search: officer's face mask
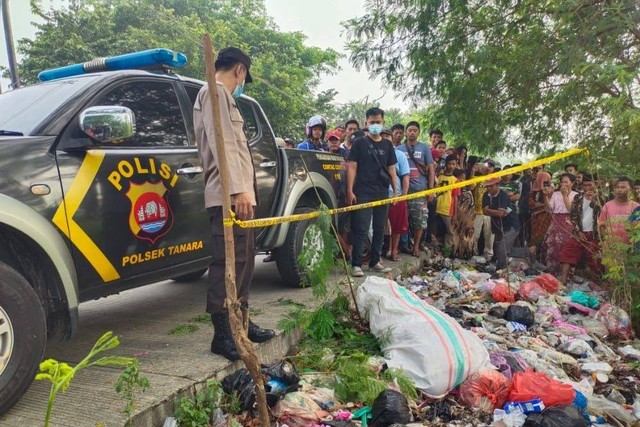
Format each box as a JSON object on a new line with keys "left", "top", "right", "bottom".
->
{"left": 232, "top": 67, "right": 246, "bottom": 99}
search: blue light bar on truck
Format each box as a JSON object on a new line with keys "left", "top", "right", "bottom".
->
{"left": 37, "top": 48, "right": 188, "bottom": 82}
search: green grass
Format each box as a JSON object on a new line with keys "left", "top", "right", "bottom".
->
{"left": 189, "top": 314, "right": 211, "bottom": 324}
{"left": 169, "top": 324, "right": 199, "bottom": 335}
{"left": 274, "top": 297, "right": 306, "bottom": 309}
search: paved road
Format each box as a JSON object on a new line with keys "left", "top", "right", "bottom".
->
{"left": 0, "top": 255, "right": 319, "bottom": 426}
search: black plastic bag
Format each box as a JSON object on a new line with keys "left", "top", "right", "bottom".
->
{"left": 221, "top": 359, "right": 300, "bottom": 411}
{"left": 524, "top": 405, "right": 587, "bottom": 427}
{"left": 489, "top": 305, "right": 507, "bottom": 319}
{"left": 263, "top": 359, "right": 300, "bottom": 386}
{"left": 505, "top": 305, "right": 534, "bottom": 328}
{"left": 370, "top": 389, "right": 411, "bottom": 427}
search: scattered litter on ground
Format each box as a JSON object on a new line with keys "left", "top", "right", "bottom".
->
{"left": 186, "top": 253, "right": 640, "bottom": 426}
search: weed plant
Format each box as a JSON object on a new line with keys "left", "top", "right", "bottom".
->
{"left": 601, "top": 223, "right": 640, "bottom": 334}
{"left": 287, "top": 195, "right": 417, "bottom": 406}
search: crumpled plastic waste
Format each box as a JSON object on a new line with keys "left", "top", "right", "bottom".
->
{"left": 222, "top": 359, "right": 300, "bottom": 411}
{"left": 507, "top": 370, "right": 576, "bottom": 407}
{"left": 531, "top": 274, "right": 560, "bottom": 294}
{"left": 490, "top": 351, "right": 528, "bottom": 380}
{"left": 369, "top": 389, "right": 412, "bottom": 427}
{"left": 619, "top": 344, "right": 640, "bottom": 360}
{"left": 493, "top": 407, "right": 527, "bottom": 427}
{"left": 523, "top": 405, "right": 588, "bottom": 427}
{"left": 507, "top": 321, "right": 529, "bottom": 333}
{"left": 492, "top": 282, "right": 517, "bottom": 303}
{"left": 277, "top": 254, "right": 640, "bottom": 427}
{"left": 271, "top": 391, "right": 331, "bottom": 427}
{"left": 505, "top": 305, "right": 535, "bottom": 328}
{"left": 568, "top": 290, "right": 599, "bottom": 309}
{"left": 459, "top": 369, "right": 513, "bottom": 412}
{"left": 595, "top": 303, "right": 634, "bottom": 340}
{"left": 518, "top": 281, "right": 548, "bottom": 302}
{"left": 557, "top": 339, "right": 595, "bottom": 359}
{"left": 504, "top": 398, "right": 545, "bottom": 414}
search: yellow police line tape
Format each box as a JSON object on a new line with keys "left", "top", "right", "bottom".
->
{"left": 224, "top": 147, "right": 588, "bottom": 228}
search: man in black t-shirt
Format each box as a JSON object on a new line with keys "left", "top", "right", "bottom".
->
{"left": 347, "top": 107, "right": 398, "bottom": 277}
{"left": 482, "top": 177, "right": 520, "bottom": 269}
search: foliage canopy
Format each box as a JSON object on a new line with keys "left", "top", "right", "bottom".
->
{"left": 347, "top": 0, "right": 640, "bottom": 167}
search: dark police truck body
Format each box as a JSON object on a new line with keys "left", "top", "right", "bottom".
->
{"left": 0, "top": 49, "right": 344, "bottom": 414}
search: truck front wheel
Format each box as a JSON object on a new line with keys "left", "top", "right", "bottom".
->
{"left": 275, "top": 207, "right": 325, "bottom": 287}
{"left": 0, "top": 261, "right": 47, "bottom": 415}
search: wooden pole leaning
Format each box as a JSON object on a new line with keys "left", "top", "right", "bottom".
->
{"left": 202, "top": 34, "right": 271, "bottom": 426}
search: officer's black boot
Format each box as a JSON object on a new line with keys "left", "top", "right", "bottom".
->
{"left": 241, "top": 304, "right": 275, "bottom": 343}
{"left": 210, "top": 313, "right": 240, "bottom": 361}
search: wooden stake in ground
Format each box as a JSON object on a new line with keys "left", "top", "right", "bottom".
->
{"left": 202, "top": 34, "right": 270, "bottom": 426}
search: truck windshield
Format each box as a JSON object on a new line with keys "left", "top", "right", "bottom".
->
{"left": 0, "top": 76, "right": 98, "bottom": 135}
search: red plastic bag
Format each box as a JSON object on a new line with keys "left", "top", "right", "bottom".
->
{"left": 459, "top": 369, "right": 513, "bottom": 412}
{"left": 492, "top": 283, "right": 516, "bottom": 303}
{"left": 533, "top": 274, "right": 560, "bottom": 294}
{"left": 518, "top": 281, "right": 548, "bottom": 302}
{"left": 507, "top": 370, "right": 575, "bottom": 407}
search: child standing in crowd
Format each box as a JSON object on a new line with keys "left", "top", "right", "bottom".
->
{"left": 436, "top": 155, "right": 459, "bottom": 249}
{"left": 528, "top": 168, "right": 552, "bottom": 260}
{"left": 598, "top": 176, "right": 640, "bottom": 244}
{"left": 452, "top": 168, "right": 475, "bottom": 258}
{"left": 483, "top": 177, "right": 520, "bottom": 269}
{"left": 471, "top": 165, "right": 494, "bottom": 260}
{"left": 544, "top": 173, "right": 577, "bottom": 273}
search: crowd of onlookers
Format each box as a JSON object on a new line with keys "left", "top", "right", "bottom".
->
{"left": 282, "top": 109, "right": 640, "bottom": 281}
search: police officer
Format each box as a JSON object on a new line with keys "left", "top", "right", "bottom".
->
{"left": 193, "top": 47, "right": 274, "bottom": 361}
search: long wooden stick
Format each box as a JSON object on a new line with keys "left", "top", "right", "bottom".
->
{"left": 202, "top": 34, "right": 270, "bottom": 426}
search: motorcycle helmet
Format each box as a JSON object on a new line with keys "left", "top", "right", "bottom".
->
{"left": 305, "top": 115, "right": 327, "bottom": 139}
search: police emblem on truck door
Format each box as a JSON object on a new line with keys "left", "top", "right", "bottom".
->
{"left": 126, "top": 181, "right": 174, "bottom": 244}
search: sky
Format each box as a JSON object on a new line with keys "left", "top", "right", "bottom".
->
{"left": 0, "top": 0, "right": 405, "bottom": 109}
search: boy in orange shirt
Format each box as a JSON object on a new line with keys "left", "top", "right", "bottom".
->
{"left": 436, "top": 155, "right": 459, "bottom": 249}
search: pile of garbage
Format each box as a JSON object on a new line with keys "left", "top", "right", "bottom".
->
{"left": 187, "top": 255, "right": 640, "bottom": 426}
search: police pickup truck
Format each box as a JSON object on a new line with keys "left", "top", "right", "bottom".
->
{"left": 0, "top": 49, "right": 345, "bottom": 414}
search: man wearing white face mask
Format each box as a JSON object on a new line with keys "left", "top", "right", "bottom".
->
{"left": 193, "top": 47, "right": 274, "bottom": 361}
{"left": 346, "top": 107, "right": 398, "bottom": 277}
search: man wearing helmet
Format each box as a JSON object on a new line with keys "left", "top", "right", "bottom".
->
{"left": 298, "top": 115, "right": 327, "bottom": 150}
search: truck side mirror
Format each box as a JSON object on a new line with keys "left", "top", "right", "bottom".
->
{"left": 79, "top": 106, "right": 136, "bottom": 144}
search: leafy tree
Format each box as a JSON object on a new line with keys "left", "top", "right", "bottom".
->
{"left": 20, "top": 0, "right": 339, "bottom": 137}
{"left": 325, "top": 97, "right": 407, "bottom": 130}
{"left": 346, "top": 0, "right": 640, "bottom": 166}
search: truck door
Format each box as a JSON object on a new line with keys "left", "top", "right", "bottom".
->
{"left": 55, "top": 78, "right": 210, "bottom": 297}
{"left": 183, "top": 85, "right": 280, "bottom": 238}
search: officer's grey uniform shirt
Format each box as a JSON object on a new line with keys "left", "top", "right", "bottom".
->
{"left": 193, "top": 82, "right": 256, "bottom": 207}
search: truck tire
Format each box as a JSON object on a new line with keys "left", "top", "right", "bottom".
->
{"left": 172, "top": 268, "right": 208, "bottom": 282}
{"left": 275, "top": 207, "right": 325, "bottom": 287}
{"left": 0, "top": 262, "right": 47, "bottom": 415}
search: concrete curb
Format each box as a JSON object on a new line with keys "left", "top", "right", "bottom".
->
{"left": 132, "top": 329, "right": 303, "bottom": 427}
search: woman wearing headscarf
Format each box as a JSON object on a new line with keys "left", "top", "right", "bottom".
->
{"left": 543, "top": 173, "right": 577, "bottom": 273}
{"left": 528, "top": 168, "right": 552, "bottom": 260}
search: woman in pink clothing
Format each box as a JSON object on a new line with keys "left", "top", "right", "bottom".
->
{"left": 543, "top": 173, "right": 577, "bottom": 273}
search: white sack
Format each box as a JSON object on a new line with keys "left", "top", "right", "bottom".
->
{"left": 356, "top": 276, "right": 490, "bottom": 397}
